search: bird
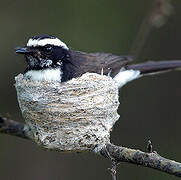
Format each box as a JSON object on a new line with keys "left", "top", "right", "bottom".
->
{"left": 15, "top": 34, "right": 181, "bottom": 88}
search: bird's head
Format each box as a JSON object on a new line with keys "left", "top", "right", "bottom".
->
{"left": 16, "top": 34, "right": 70, "bottom": 71}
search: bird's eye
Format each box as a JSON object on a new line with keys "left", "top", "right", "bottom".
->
{"left": 44, "top": 45, "right": 52, "bottom": 53}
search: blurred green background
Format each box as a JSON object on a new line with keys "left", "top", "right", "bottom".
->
{"left": 0, "top": 0, "right": 181, "bottom": 179}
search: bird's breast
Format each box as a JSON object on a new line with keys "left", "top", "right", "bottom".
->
{"left": 24, "top": 68, "right": 62, "bottom": 82}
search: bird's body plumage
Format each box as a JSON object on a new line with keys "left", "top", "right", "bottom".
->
{"left": 16, "top": 34, "right": 181, "bottom": 88}
{"left": 61, "top": 50, "right": 133, "bottom": 82}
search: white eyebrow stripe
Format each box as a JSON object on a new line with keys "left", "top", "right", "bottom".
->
{"left": 27, "top": 38, "right": 69, "bottom": 49}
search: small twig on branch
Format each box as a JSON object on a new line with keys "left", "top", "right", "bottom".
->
{"left": 0, "top": 116, "right": 31, "bottom": 139}
{"left": 104, "top": 145, "right": 118, "bottom": 180}
{"left": 100, "top": 143, "right": 181, "bottom": 178}
{"left": 109, "top": 161, "right": 117, "bottom": 180}
{"left": 147, "top": 139, "right": 153, "bottom": 153}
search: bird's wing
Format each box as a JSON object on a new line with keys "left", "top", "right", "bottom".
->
{"left": 69, "top": 50, "right": 133, "bottom": 78}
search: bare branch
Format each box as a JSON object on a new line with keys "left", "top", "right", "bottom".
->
{"left": 0, "top": 116, "right": 31, "bottom": 140}
{"left": 1, "top": 116, "right": 181, "bottom": 178}
{"left": 100, "top": 143, "right": 181, "bottom": 178}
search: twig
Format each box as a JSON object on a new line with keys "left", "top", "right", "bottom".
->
{"left": 0, "top": 116, "right": 31, "bottom": 139}
{"left": 109, "top": 161, "right": 117, "bottom": 180}
{"left": 147, "top": 139, "right": 153, "bottom": 153}
{"left": 104, "top": 145, "right": 118, "bottom": 180}
{"left": 100, "top": 143, "right": 181, "bottom": 178}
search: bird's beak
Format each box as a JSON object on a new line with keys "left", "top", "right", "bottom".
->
{"left": 15, "top": 47, "right": 32, "bottom": 54}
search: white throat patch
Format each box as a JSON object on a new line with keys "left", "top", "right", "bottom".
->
{"left": 27, "top": 38, "right": 69, "bottom": 50}
{"left": 24, "top": 68, "right": 62, "bottom": 82}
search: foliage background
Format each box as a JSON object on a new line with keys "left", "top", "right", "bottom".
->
{"left": 0, "top": 0, "right": 181, "bottom": 179}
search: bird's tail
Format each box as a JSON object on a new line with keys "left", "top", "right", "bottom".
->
{"left": 126, "top": 60, "right": 181, "bottom": 75}
{"left": 113, "top": 60, "right": 181, "bottom": 88}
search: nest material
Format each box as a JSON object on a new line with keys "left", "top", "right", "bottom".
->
{"left": 15, "top": 73, "right": 120, "bottom": 152}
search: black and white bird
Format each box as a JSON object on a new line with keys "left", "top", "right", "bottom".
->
{"left": 16, "top": 34, "right": 181, "bottom": 87}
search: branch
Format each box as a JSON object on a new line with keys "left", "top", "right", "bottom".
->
{"left": 100, "top": 143, "right": 181, "bottom": 178}
{"left": 0, "top": 116, "right": 31, "bottom": 140}
{"left": 1, "top": 116, "right": 181, "bottom": 178}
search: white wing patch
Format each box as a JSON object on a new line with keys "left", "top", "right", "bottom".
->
{"left": 27, "top": 38, "right": 69, "bottom": 50}
{"left": 24, "top": 68, "right": 62, "bottom": 82}
{"left": 113, "top": 68, "right": 141, "bottom": 88}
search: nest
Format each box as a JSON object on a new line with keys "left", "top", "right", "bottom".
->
{"left": 15, "top": 73, "right": 120, "bottom": 152}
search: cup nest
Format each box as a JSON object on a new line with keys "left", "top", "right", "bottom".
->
{"left": 15, "top": 73, "right": 120, "bottom": 152}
